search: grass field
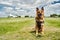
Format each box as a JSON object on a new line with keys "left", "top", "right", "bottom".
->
{"left": 0, "top": 17, "right": 60, "bottom": 40}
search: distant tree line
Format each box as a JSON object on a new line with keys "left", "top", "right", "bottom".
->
{"left": 50, "top": 14, "right": 60, "bottom": 17}
{"left": 8, "top": 15, "right": 34, "bottom": 18}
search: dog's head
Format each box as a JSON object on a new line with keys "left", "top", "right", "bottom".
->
{"left": 36, "top": 7, "right": 44, "bottom": 18}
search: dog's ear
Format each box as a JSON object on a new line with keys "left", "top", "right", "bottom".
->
{"left": 41, "top": 7, "right": 44, "bottom": 10}
{"left": 36, "top": 7, "right": 39, "bottom": 11}
{"left": 41, "top": 7, "right": 44, "bottom": 14}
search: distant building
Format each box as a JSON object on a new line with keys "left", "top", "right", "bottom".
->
{"left": 21, "top": 15, "right": 25, "bottom": 17}
{"left": 8, "top": 14, "right": 17, "bottom": 18}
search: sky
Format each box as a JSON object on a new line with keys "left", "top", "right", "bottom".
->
{"left": 0, "top": 0, "right": 60, "bottom": 17}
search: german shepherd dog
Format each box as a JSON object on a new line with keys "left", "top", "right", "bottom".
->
{"left": 35, "top": 7, "right": 44, "bottom": 36}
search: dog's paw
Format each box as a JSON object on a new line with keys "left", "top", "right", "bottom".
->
{"left": 36, "top": 33, "right": 38, "bottom": 36}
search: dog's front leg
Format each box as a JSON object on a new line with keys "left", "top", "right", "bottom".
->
{"left": 35, "top": 26, "right": 38, "bottom": 36}
{"left": 41, "top": 23, "right": 44, "bottom": 35}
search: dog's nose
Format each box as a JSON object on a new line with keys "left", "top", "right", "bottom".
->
{"left": 37, "top": 14, "right": 43, "bottom": 19}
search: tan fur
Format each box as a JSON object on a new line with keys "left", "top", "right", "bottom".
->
{"left": 35, "top": 7, "right": 44, "bottom": 36}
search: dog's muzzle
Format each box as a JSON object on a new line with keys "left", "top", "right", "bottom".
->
{"left": 38, "top": 13, "right": 42, "bottom": 18}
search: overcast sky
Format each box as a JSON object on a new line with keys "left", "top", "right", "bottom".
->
{"left": 0, "top": 0, "right": 60, "bottom": 17}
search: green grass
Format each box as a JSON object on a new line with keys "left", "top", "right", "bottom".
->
{"left": 0, "top": 18, "right": 60, "bottom": 40}
{"left": 45, "top": 18, "right": 60, "bottom": 27}
{"left": 0, "top": 18, "right": 34, "bottom": 35}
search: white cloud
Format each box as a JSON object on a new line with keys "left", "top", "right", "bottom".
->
{"left": 0, "top": 1, "right": 12, "bottom": 6}
{"left": 44, "top": 3, "right": 60, "bottom": 16}
{"left": 0, "top": 0, "right": 60, "bottom": 17}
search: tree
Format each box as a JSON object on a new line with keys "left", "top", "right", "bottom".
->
{"left": 25, "top": 15, "right": 29, "bottom": 18}
{"left": 18, "top": 16, "right": 21, "bottom": 18}
{"left": 58, "top": 15, "right": 60, "bottom": 17}
{"left": 50, "top": 14, "right": 57, "bottom": 17}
